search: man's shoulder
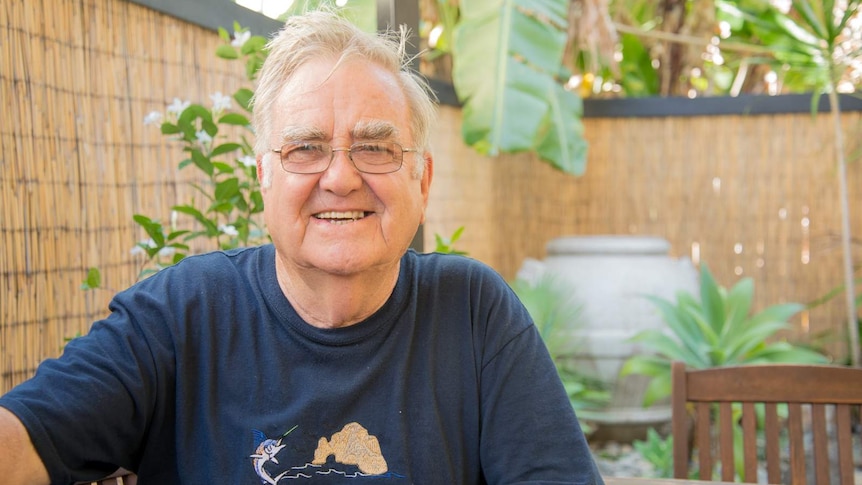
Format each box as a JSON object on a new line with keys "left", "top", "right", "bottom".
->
{"left": 408, "top": 250, "right": 497, "bottom": 275}
{"left": 164, "top": 244, "right": 270, "bottom": 275}
{"left": 123, "top": 245, "right": 273, "bottom": 295}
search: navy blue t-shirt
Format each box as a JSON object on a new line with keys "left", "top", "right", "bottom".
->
{"left": 0, "top": 246, "right": 603, "bottom": 484}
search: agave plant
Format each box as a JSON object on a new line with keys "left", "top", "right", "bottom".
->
{"left": 621, "top": 262, "right": 828, "bottom": 406}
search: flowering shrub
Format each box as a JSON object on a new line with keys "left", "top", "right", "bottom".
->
{"left": 83, "top": 23, "right": 270, "bottom": 289}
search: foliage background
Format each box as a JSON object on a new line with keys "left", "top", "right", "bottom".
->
{"left": 1, "top": 0, "right": 861, "bottom": 394}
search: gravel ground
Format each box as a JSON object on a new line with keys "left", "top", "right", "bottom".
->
{"left": 590, "top": 437, "right": 862, "bottom": 483}
{"left": 591, "top": 441, "right": 657, "bottom": 479}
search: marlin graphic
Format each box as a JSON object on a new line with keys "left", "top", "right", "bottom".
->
{"left": 251, "top": 426, "right": 298, "bottom": 485}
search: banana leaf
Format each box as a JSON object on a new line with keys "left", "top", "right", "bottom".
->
{"left": 452, "top": 0, "right": 587, "bottom": 175}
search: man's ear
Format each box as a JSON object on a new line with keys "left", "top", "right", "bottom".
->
{"left": 256, "top": 155, "right": 266, "bottom": 188}
{"left": 419, "top": 153, "right": 433, "bottom": 224}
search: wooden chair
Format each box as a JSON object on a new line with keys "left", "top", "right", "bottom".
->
{"left": 671, "top": 361, "right": 862, "bottom": 484}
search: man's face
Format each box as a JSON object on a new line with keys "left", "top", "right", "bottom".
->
{"left": 260, "top": 57, "right": 432, "bottom": 278}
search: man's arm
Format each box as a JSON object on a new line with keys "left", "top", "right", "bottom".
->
{"left": 0, "top": 406, "right": 50, "bottom": 485}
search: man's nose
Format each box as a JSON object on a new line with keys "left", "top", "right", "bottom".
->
{"left": 319, "top": 148, "right": 362, "bottom": 193}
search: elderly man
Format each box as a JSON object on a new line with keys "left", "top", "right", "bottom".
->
{"left": 0, "top": 10, "right": 603, "bottom": 485}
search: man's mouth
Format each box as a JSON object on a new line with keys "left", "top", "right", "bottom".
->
{"left": 313, "top": 210, "right": 370, "bottom": 225}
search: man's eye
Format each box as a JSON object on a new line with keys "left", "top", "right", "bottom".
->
{"left": 295, "top": 143, "right": 325, "bottom": 152}
{"left": 355, "top": 143, "right": 390, "bottom": 153}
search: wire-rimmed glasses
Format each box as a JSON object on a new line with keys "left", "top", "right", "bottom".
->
{"left": 271, "top": 141, "right": 418, "bottom": 174}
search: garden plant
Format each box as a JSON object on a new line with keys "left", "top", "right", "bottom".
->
{"left": 620, "top": 262, "right": 828, "bottom": 407}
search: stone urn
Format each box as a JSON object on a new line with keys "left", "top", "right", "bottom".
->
{"left": 520, "top": 235, "right": 699, "bottom": 442}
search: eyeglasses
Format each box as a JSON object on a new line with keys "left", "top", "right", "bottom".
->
{"left": 271, "top": 141, "right": 418, "bottom": 174}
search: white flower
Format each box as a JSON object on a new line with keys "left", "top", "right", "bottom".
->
{"left": 210, "top": 92, "right": 231, "bottom": 112}
{"left": 231, "top": 30, "right": 251, "bottom": 48}
{"left": 239, "top": 155, "right": 256, "bottom": 167}
{"left": 166, "top": 98, "right": 190, "bottom": 115}
{"left": 196, "top": 130, "right": 213, "bottom": 145}
{"left": 143, "top": 111, "right": 162, "bottom": 126}
{"left": 219, "top": 224, "right": 239, "bottom": 237}
{"left": 130, "top": 244, "right": 146, "bottom": 256}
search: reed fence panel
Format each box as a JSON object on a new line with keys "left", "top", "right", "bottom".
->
{"left": 2, "top": 0, "right": 861, "bottom": 395}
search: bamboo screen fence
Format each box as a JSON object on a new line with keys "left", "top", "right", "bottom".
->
{"left": 427, "top": 106, "right": 862, "bottom": 362}
{"left": 1, "top": 0, "right": 252, "bottom": 393}
{"left": 2, "top": 0, "right": 862, "bottom": 394}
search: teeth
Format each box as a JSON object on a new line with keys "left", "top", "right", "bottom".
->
{"left": 314, "top": 211, "right": 366, "bottom": 223}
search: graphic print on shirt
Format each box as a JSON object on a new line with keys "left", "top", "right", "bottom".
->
{"left": 250, "top": 422, "right": 403, "bottom": 482}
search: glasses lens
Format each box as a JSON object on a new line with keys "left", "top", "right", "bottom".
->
{"left": 350, "top": 142, "right": 402, "bottom": 174}
{"left": 281, "top": 142, "right": 330, "bottom": 173}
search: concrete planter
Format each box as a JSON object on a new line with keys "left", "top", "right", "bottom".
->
{"left": 523, "top": 235, "right": 699, "bottom": 441}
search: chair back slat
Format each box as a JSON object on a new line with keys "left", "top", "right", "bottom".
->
{"left": 719, "top": 402, "right": 735, "bottom": 482}
{"left": 764, "top": 402, "right": 781, "bottom": 484}
{"left": 787, "top": 402, "right": 806, "bottom": 484}
{"left": 741, "top": 402, "right": 758, "bottom": 481}
{"left": 696, "top": 401, "right": 713, "bottom": 478}
{"left": 836, "top": 405, "right": 855, "bottom": 485}
{"left": 811, "top": 404, "right": 829, "bottom": 484}
{"left": 671, "top": 361, "right": 862, "bottom": 484}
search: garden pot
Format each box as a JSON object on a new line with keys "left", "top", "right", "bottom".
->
{"left": 521, "top": 235, "right": 699, "bottom": 442}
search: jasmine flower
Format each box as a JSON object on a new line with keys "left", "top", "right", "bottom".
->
{"left": 231, "top": 30, "right": 251, "bottom": 48}
{"left": 143, "top": 111, "right": 162, "bottom": 126}
{"left": 196, "top": 130, "right": 213, "bottom": 145}
{"left": 210, "top": 92, "right": 231, "bottom": 112}
{"left": 166, "top": 98, "right": 190, "bottom": 115}
{"left": 219, "top": 224, "right": 239, "bottom": 237}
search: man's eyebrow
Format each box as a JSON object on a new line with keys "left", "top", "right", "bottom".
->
{"left": 279, "top": 126, "right": 328, "bottom": 142}
{"left": 351, "top": 120, "right": 399, "bottom": 141}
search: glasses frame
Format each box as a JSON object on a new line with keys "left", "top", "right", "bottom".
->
{"left": 271, "top": 141, "right": 419, "bottom": 175}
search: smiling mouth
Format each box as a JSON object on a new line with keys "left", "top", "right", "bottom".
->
{"left": 313, "top": 210, "right": 370, "bottom": 225}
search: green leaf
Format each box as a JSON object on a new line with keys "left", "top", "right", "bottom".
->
{"left": 233, "top": 88, "right": 254, "bottom": 112}
{"left": 698, "top": 263, "right": 726, "bottom": 334}
{"left": 214, "top": 177, "right": 240, "bottom": 201}
{"left": 630, "top": 329, "right": 706, "bottom": 366}
{"left": 641, "top": 372, "right": 672, "bottom": 407}
{"left": 210, "top": 201, "right": 235, "bottom": 214}
{"left": 791, "top": 0, "right": 829, "bottom": 40}
{"left": 190, "top": 149, "right": 213, "bottom": 176}
{"left": 202, "top": 119, "right": 218, "bottom": 137}
{"left": 172, "top": 205, "right": 219, "bottom": 236}
{"left": 240, "top": 35, "right": 267, "bottom": 55}
{"left": 216, "top": 44, "right": 239, "bottom": 60}
{"left": 767, "top": 7, "right": 823, "bottom": 48}
{"left": 723, "top": 321, "right": 789, "bottom": 363}
{"left": 452, "top": 0, "right": 586, "bottom": 174}
{"left": 218, "top": 113, "right": 250, "bottom": 126}
{"left": 534, "top": 79, "right": 587, "bottom": 175}
{"left": 747, "top": 302, "right": 805, "bottom": 327}
{"left": 619, "top": 354, "right": 669, "bottom": 378}
{"left": 212, "top": 161, "right": 235, "bottom": 174}
{"left": 132, "top": 214, "right": 165, "bottom": 246}
{"left": 217, "top": 26, "right": 230, "bottom": 43}
{"left": 166, "top": 230, "right": 191, "bottom": 241}
{"left": 80, "top": 267, "right": 101, "bottom": 290}
{"left": 160, "top": 122, "right": 181, "bottom": 135}
{"left": 211, "top": 142, "right": 243, "bottom": 157}
{"left": 721, "top": 277, "right": 755, "bottom": 337}
{"left": 644, "top": 295, "right": 701, "bottom": 355}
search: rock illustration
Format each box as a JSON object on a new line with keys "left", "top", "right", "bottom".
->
{"left": 312, "top": 422, "right": 388, "bottom": 475}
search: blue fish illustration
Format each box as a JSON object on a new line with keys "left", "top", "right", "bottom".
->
{"left": 251, "top": 428, "right": 295, "bottom": 485}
